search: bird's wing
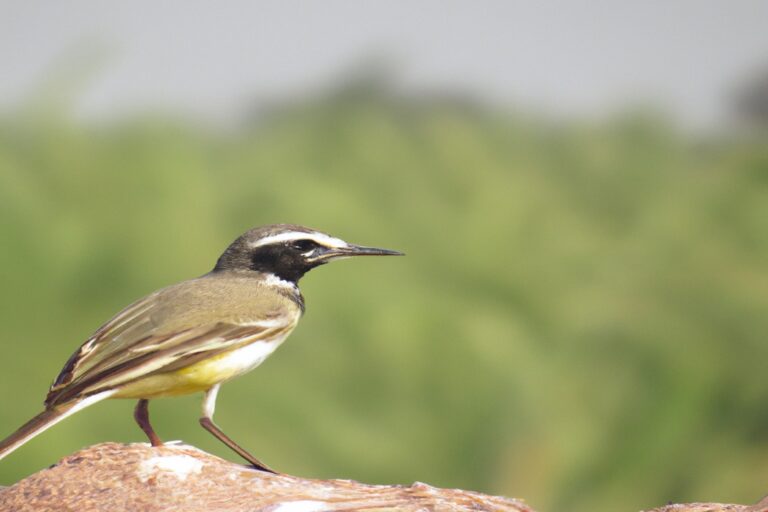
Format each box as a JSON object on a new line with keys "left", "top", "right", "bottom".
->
{"left": 45, "top": 321, "right": 294, "bottom": 407}
{"left": 50, "top": 292, "right": 163, "bottom": 391}
{"left": 45, "top": 283, "right": 298, "bottom": 407}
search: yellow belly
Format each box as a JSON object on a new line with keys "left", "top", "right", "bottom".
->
{"left": 112, "top": 340, "right": 283, "bottom": 399}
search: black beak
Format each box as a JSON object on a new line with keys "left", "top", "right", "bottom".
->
{"left": 315, "top": 244, "right": 404, "bottom": 262}
{"left": 342, "top": 244, "right": 404, "bottom": 257}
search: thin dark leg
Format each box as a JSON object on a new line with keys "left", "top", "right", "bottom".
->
{"left": 200, "top": 384, "right": 275, "bottom": 473}
{"left": 134, "top": 399, "right": 163, "bottom": 447}
{"left": 199, "top": 417, "right": 275, "bottom": 473}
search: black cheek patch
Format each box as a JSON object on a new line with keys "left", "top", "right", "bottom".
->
{"left": 250, "top": 246, "right": 308, "bottom": 283}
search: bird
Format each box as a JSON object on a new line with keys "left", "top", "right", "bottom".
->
{"left": 0, "top": 224, "right": 402, "bottom": 472}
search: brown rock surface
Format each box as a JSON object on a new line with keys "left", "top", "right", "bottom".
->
{"left": 0, "top": 442, "right": 534, "bottom": 511}
{"left": 644, "top": 498, "right": 768, "bottom": 512}
{"left": 2, "top": 443, "right": 765, "bottom": 512}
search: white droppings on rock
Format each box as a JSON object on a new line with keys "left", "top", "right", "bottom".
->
{"left": 269, "top": 500, "right": 330, "bottom": 512}
{"left": 138, "top": 454, "right": 204, "bottom": 482}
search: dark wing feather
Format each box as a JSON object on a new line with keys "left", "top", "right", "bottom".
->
{"left": 46, "top": 276, "right": 301, "bottom": 407}
{"left": 50, "top": 292, "right": 162, "bottom": 392}
{"left": 45, "top": 321, "right": 293, "bottom": 407}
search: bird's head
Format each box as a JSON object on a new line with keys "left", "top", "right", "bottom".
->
{"left": 213, "top": 224, "right": 403, "bottom": 283}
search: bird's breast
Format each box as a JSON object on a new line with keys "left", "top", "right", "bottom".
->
{"left": 113, "top": 336, "right": 289, "bottom": 399}
{"left": 178, "top": 337, "right": 286, "bottom": 384}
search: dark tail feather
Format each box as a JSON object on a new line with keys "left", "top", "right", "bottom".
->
{"left": 0, "top": 391, "right": 113, "bottom": 461}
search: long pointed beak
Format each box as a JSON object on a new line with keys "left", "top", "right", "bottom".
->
{"left": 315, "top": 244, "right": 404, "bottom": 262}
{"left": 342, "top": 244, "right": 405, "bottom": 257}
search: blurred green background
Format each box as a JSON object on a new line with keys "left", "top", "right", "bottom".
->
{"left": 2, "top": 4, "right": 768, "bottom": 512}
{"left": 1, "top": 81, "right": 767, "bottom": 512}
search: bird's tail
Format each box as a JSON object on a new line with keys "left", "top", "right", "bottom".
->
{"left": 0, "top": 391, "right": 113, "bottom": 461}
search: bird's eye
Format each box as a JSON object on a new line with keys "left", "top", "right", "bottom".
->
{"left": 291, "top": 240, "right": 317, "bottom": 252}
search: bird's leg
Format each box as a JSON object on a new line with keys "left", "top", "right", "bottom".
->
{"left": 134, "top": 399, "right": 163, "bottom": 447}
{"left": 200, "top": 384, "right": 276, "bottom": 473}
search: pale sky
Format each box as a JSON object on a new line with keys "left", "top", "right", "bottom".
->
{"left": 1, "top": 1, "right": 767, "bottom": 128}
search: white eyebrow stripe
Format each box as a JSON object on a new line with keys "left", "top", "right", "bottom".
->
{"left": 248, "top": 231, "right": 348, "bottom": 249}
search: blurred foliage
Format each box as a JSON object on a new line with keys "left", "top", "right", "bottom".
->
{"left": 0, "top": 84, "right": 767, "bottom": 512}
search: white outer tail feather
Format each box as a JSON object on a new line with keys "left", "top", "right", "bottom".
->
{"left": 0, "top": 390, "right": 115, "bottom": 461}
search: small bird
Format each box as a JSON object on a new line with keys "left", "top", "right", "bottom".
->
{"left": 0, "top": 224, "right": 402, "bottom": 471}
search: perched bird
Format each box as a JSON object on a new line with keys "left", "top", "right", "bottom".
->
{"left": 0, "top": 224, "right": 402, "bottom": 471}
